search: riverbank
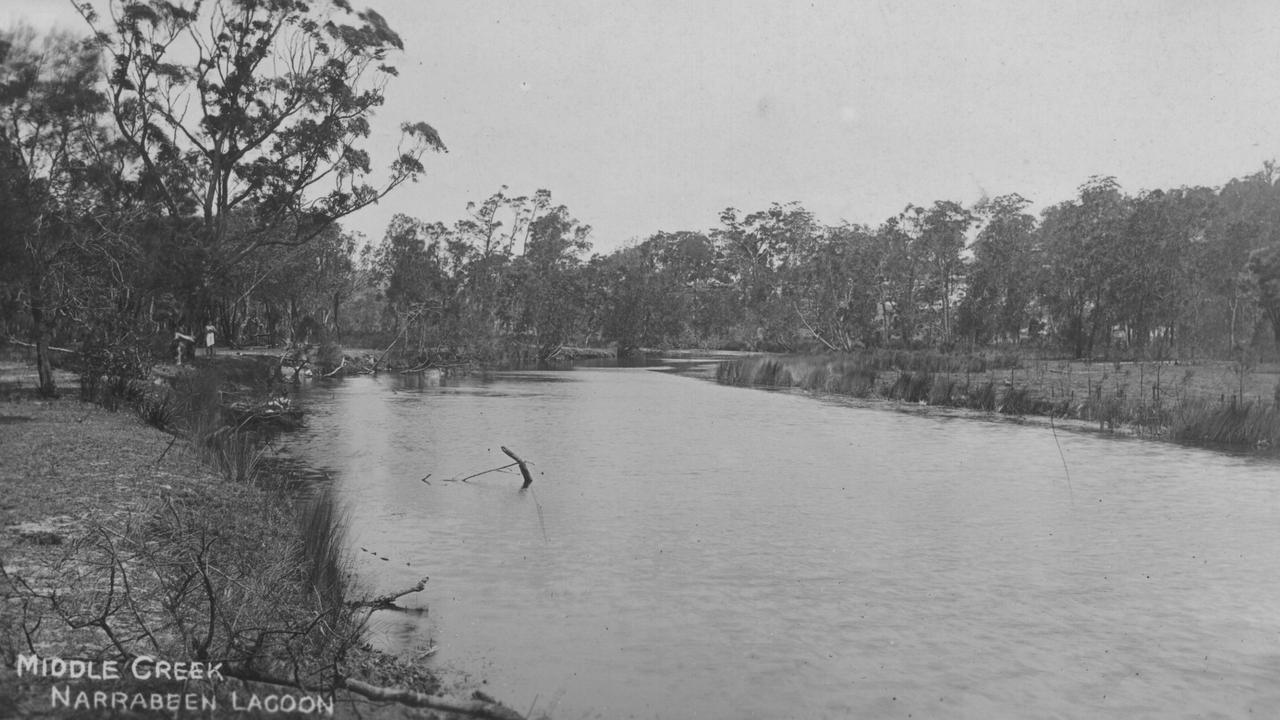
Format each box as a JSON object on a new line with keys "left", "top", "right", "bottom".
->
{"left": 0, "top": 356, "right": 528, "bottom": 719}
{"left": 714, "top": 352, "right": 1280, "bottom": 449}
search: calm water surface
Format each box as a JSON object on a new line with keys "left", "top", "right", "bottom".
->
{"left": 291, "top": 366, "right": 1280, "bottom": 719}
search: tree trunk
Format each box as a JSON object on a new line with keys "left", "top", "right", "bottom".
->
{"left": 30, "top": 295, "right": 56, "bottom": 398}
{"left": 332, "top": 291, "right": 342, "bottom": 342}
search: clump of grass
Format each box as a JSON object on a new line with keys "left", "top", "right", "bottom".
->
{"left": 137, "top": 392, "right": 177, "bottom": 431}
{"left": 929, "top": 376, "right": 957, "bottom": 405}
{"left": 887, "top": 371, "right": 933, "bottom": 402}
{"left": 298, "top": 486, "right": 353, "bottom": 611}
{"left": 206, "top": 427, "right": 267, "bottom": 484}
{"left": 828, "top": 363, "right": 877, "bottom": 397}
{"left": 966, "top": 381, "right": 997, "bottom": 411}
{"left": 1171, "top": 398, "right": 1280, "bottom": 447}
{"left": 999, "top": 386, "right": 1033, "bottom": 415}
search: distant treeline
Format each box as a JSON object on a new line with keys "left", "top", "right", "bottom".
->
{"left": 5, "top": 7, "right": 1280, "bottom": 402}
{"left": 341, "top": 172, "right": 1280, "bottom": 362}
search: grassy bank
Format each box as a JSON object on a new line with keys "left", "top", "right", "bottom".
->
{"left": 716, "top": 352, "right": 1280, "bottom": 448}
{"left": 0, "top": 355, "right": 527, "bottom": 719}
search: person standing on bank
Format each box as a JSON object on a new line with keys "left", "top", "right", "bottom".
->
{"left": 204, "top": 322, "right": 216, "bottom": 357}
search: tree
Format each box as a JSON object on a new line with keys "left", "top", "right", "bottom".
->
{"left": 1113, "top": 187, "right": 1214, "bottom": 352}
{"left": 368, "top": 213, "right": 459, "bottom": 351}
{"left": 713, "top": 202, "right": 818, "bottom": 348}
{"left": 1038, "top": 176, "right": 1130, "bottom": 357}
{"left": 789, "top": 223, "right": 880, "bottom": 350}
{"left": 508, "top": 197, "right": 591, "bottom": 358}
{"left": 874, "top": 212, "right": 924, "bottom": 345}
{"left": 1248, "top": 244, "right": 1280, "bottom": 354}
{"left": 75, "top": 0, "right": 446, "bottom": 321}
{"left": 0, "top": 25, "right": 110, "bottom": 396}
{"left": 959, "top": 193, "right": 1038, "bottom": 344}
{"left": 912, "top": 200, "right": 973, "bottom": 344}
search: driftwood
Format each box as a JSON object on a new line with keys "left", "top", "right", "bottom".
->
{"left": 321, "top": 357, "right": 347, "bottom": 377}
{"left": 450, "top": 462, "right": 516, "bottom": 483}
{"left": 337, "top": 678, "right": 526, "bottom": 720}
{"left": 501, "top": 446, "right": 534, "bottom": 489}
{"left": 346, "top": 576, "right": 429, "bottom": 610}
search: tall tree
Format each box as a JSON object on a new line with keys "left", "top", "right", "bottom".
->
{"left": 790, "top": 223, "right": 880, "bottom": 350}
{"left": 508, "top": 198, "right": 591, "bottom": 358}
{"left": 75, "top": 0, "right": 446, "bottom": 321}
{"left": 1038, "top": 176, "right": 1130, "bottom": 357}
{"left": 0, "top": 26, "right": 110, "bottom": 396}
{"left": 912, "top": 200, "right": 973, "bottom": 344}
{"left": 959, "top": 193, "right": 1038, "bottom": 344}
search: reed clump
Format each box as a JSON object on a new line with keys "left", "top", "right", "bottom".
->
{"left": 965, "top": 381, "right": 997, "bottom": 411}
{"left": 299, "top": 486, "right": 354, "bottom": 611}
{"left": 1171, "top": 398, "right": 1280, "bottom": 447}
{"left": 715, "top": 351, "right": 1280, "bottom": 450}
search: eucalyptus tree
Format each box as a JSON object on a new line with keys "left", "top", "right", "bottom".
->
{"left": 74, "top": 0, "right": 446, "bottom": 322}
{"left": 1114, "top": 187, "right": 1216, "bottom": 352}
{"left": 508, "top": 199, "right": 592, "bottom": 358}
{"left": 1038, "top": 176, "right": 1131, "bottom": 357}
{"left": 959, "top": 193, "right": 1038, "bottom": 345}
{"left": 1247, "top": 244, "right": 1280, "bottom": 355}
{"left": 912, "top": 200, "right": 973, "bottom": 344}
{"left": 713, "top": 202, "right": 818, "bottom": 347}
{"left": 367, "top": 213, "right": 460, "bottom": 350}
{"left": 1209, "top": 169, "right": 1280, "bottom": 351}
{"left": 0, "top": 26, "right": 112, "bottom": 396}
{"left": 873, "top": 212, "right": 924, "bottom": 345}
{"left": 789, "top": 223, "right": 881, "bottom": 350}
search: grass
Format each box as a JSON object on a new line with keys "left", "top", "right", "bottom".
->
{"left": 1171, "top": 398, "right": 1280, "bottom": 447}
{"left": 717, "top": 351, "right": 1280, "bottom": 449}
{"left": 300, "top": 486, "right": 354, "bottom": 612}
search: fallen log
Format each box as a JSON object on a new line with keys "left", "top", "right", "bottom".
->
{"left": 321, "top": 357, "right": 347, "bottom": 378}
{"left": 338, "top": 678, "right": 526, "bottom": 720}
{"left": 500, "top": 446, "right": 534, "bottom": 489}
{"left": 6, "top": 337, "right": 78, "bottom": 354}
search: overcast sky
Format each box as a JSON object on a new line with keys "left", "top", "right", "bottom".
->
{"left": 7, "top": 1, "right": 1280, "bottom": 252}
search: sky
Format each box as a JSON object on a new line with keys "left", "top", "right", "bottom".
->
{"left": 6, "top": 1, "right": 1280, "bottom": 253}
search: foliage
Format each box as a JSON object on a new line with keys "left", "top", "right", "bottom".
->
{"left": 73, "top": 0, "right": 445, "bottom": 320}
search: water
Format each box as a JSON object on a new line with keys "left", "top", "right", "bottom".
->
{"left": 291, "top": 365, "right": 1280, "bottom": 719}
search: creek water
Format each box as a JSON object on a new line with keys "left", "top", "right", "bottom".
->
{"left": 291, "top": 364, "right": 1280, "bottom": 719}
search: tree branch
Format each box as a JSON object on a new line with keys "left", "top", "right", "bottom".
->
{"left": 345, "top": 576, "right": 429, "bottom": 610}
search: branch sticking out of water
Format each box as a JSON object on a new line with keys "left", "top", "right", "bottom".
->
{"left": 500, "top": 446, "right": 534, "bottom": 489}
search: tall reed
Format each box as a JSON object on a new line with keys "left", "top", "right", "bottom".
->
{"left": 298, "top": 486, "right": 353, "bottom": 610}
{"left": 1171, "top": 398, "right": 1280, "bottom": 447}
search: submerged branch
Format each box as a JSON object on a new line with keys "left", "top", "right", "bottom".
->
{"left": 449, "top": 461, "right": 517, "bottom": 483}
{"left": 346, "top": 576, "right": 429, "bottom": 610}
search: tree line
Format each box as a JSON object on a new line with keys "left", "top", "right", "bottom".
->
{"left": 4, "top": 3, "right": 1280, "bottom": 401}
{"left": 354, "top": 172, "right": 1280, "bottom": 364}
